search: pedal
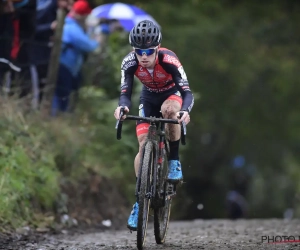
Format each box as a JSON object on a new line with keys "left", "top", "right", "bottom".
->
{"left": 166, "top": 182, "right": 177, "bottom": 199}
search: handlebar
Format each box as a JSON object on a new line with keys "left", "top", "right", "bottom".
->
{"left": 115, "top": 107, "right": 187, "bottom": 145}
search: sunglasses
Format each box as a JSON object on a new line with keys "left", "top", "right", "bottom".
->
{"left": 134, "top": 46, "right": 158, "bottom": 56}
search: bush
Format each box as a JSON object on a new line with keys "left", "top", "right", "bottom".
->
{"left": 0, "top": 102, "right": 60, "bottom": 227}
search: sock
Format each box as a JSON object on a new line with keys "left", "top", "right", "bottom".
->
{"left": 169, "top": 140, "right": 180, "bottom": 160}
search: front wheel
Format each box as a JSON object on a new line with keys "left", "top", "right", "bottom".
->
{"left": 137, "top": 141, "right": 155, "bottom": 250}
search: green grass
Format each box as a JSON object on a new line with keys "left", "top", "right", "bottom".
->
{"left": 0, "top": 102, "right": 60, "bottom": 227}
{"left": 0, "top": 89, "right": 137, "bottom": 230}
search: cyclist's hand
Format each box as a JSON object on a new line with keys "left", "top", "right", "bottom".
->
{"left": 177, "top": 111, "right": 190, "bottom": 125}
{"left": 114, "top": 106, "right": 129, "bottom": 120}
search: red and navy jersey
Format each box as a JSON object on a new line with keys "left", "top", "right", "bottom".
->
{"left": 118, "top": 48, "right": 194, "bottom": 113}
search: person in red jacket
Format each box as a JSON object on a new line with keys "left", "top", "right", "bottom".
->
{"left": 113, "top": 20, "right": 194, "bottom": 231}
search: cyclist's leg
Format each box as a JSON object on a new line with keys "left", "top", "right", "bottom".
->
{"left": 161, "top": 91, "right": 183, "bottom": 181}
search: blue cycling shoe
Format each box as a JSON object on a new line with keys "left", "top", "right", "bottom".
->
{"left": 127, "top": 202, "right": 139, "bottom": 231}
{"left": 167, "top": 160, "right": 183, "bottom": 183}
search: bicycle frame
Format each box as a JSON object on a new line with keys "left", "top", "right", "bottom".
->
{"left": 115, "top": 108, "right": 187, "bottom": 248}
{"left": 115, "top": 109, "right": 186, "bottom": 206}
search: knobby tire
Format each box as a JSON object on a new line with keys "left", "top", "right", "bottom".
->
{"left": 137, "top": 141, "right": 154, "bottom": 250}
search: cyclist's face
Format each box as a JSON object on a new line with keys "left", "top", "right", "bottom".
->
{"left": 134, "top": 46, "right": 158, "bottom": 68}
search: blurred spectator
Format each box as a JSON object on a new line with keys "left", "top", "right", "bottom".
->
{"left": 29, "top": 0, "right": 58, "bottom": 107}
{"left": 0, "top": 0, "right": 20, "bottom": 88}
{"left": 86, "top": 16, "right": 124, "bottom": 45}
{"left": 226, "top": 190, "right": 248, "bottom": 219}
{"left": 0, "top": 0, "right": 36, "bottom": 96}
{"left": 51, "top": 0, "right": 99, "bottom": 115}
{"left": 29, "top": 0, "right": 71, "bottom": 108}
{"left": 14, "top": 0, "right": 36, "bottom": 94}
{"left": 226, "top": 155, "right": 255, "bottom": 219}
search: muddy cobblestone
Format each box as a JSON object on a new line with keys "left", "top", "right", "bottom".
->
{"left": 2, "top": 219, "right": 300, "bottom": 249}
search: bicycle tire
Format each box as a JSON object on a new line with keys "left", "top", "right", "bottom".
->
{"left": 153, "top": 147, "right": 172, "bottom": 244}
{"left": 137, "top": 141, "right": 155, "bottom": 250}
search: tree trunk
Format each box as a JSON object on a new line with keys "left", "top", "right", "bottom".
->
{"left": 41, "top": 8, "right": 66, "bottom": 111}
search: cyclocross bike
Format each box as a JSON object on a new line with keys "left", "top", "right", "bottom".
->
{"left": 115, "top": 106, "right": 186, "bottom": 250}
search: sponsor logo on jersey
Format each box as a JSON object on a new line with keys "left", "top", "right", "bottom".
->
{"left": 121, "top": 53, "right": 136, "bottom": 70}
{"left": 136, "top": 125, "right": 149, "bottom": 133}
{"left": 121, "top": 70, "right": 125, "bottom": 85}
{"left": 137, "top": 72, "right": 148, "bottom": 77}
{"left": 145, "top": 84, "right": 175, "bottom": 93}
{"left": 174, "top": 91, "right": 181, "bottom": 96}
{"left": 155, "top": 72, "right": 167, "bottom": 78}
{"left": 178, "top": 66, "right": 187, "bottom": 80}
{"left": 121, "top": 53, "right": 135, "bottom": 66}
{"left": 139, "top": 107, "right": 145, "bottom": 117}
{"left": 163, "top": 54, "right": 182, "bottom": 68}
{"left": 122, "top": 61, "right": 136, "bottom": 70}
{"left": 187, "top": 97, "right": 194, "bottom": 113}
{"left": 121, "top": 83, "right": 128, "bottom": 89}
{"left": 182, "top": 86, "right": 190, "bottom": 90}
{"left": 139, "top": 104, "right": 145, "bottom": 117}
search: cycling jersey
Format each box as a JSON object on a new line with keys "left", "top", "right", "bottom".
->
{"left": 118, "top": 48, "right": 194, "bottom": 113}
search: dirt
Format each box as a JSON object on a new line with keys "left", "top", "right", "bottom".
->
{"left": 1, "top": 219, "right": 300, "bottom": 250}
{"left": 59, "top": 173, "right": 130, "bottom": 230}
{"left": 1, "top": 172, "right": 299, "bottom": 249}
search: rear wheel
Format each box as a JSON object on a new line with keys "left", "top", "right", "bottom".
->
{"left": 154, "top": 147, "right": 172, "bottom": 244}
{"left": 137, "top": 141, "right": 155, "bottom": 250}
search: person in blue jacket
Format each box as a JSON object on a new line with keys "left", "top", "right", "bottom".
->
{"left": 51, "top": 0, "right": 99, "bottom": 115}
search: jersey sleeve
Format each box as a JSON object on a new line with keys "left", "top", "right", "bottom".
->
{"left": 159, "top": 50, "right": 194, "bottom": 113}
{"left": 118, "top": 52, "right": 138, "bottom": 109}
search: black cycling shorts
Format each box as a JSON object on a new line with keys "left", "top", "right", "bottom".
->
{"left": 136, "top": 89, "right": 182, "bottom": 137}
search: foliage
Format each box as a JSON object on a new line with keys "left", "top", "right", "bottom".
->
{"left": 0, "top": 102, "right": 60, "bottom": 227}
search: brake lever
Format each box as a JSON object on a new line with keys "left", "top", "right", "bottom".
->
{"left": 116, "top": 107, "right": 125, "bottom": 140}
{"left": 115, "top": 108, "right": 124, "bottom": 129}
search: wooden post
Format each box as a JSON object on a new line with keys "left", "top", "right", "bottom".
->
{"left": 41, "top": 8, "right": 66, "bottom": 111}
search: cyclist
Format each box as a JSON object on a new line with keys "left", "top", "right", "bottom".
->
{"left": 113, "top": 20, "right": 194, "bottom": 231}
